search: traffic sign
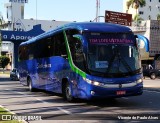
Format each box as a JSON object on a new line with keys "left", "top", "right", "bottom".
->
{"left": 105, "top": 10, "right": 132, "bottom": 26}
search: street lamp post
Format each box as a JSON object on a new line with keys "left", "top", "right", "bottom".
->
{"left": 92, "top": 16, "right": 105, "bottom": 22}
{"left": 36, "top": 0, "right": 37, "bottom": 24}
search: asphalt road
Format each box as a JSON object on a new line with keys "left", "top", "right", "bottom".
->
{"left": 0, "top": 76, "right": 160, "bottom": 123}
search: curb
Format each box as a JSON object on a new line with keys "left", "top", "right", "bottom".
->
{"left": 0, "top": 73, "right": 10, "bottom": 77}
{"left": 0, "top": 74, "right": 10, "bottom": 79}
{"left": 144, "top": 87, "right": 160, "bottom": 92}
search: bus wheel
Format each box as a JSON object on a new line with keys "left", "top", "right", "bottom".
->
{"left": 28, "top": 78, "right": 34, "bottom": 92}
{"left": 64, "top": 82, "right": 73, "bottom": 102}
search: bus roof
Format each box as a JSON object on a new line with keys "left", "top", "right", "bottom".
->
{"left": 20, "top": 22, "right": 133, "bottom": 46}
{"left": 63, "top": 22, "right": 132, "bottom": 33}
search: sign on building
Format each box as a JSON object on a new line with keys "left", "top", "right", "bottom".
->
{"left": 9, "top": 0, "right": 28, "bottom": 3}
{"left": 105, "top": 10, "right": 132, "bottom": 26}
{"left": 1, "top": 24, "right": 44, "bottom": 41}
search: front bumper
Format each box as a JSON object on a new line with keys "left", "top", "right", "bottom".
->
{"left": 77, "top": 82, "right": 143, "bottom": 100}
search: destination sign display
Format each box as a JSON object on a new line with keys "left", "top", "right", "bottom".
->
{"left": 89, "top": 38, "right": 133, "bottom": 44}
{"left": 87, "top": 33, "right": 135, "bottom": 45}
{"left": 105, "top": 10, "right": 132, "bottom": 26}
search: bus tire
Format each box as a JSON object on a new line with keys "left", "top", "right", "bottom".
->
{"left": 28, "top": 77, "right": 35, "bottom": 92}
{"left": 63, "top": 82, "right": 74, "bottom": 102}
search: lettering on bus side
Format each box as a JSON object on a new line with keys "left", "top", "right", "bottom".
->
{"left": 37, "top": 63, "right": 52, "bottom": 69}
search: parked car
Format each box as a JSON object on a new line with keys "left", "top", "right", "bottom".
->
{"left": 10, "top": 68, "right": 19, "bottom": 81}
{"left": 143, "top": 67, "right": 160, "bottom": 80}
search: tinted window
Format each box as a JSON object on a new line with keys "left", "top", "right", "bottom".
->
{"left": 19, "top": 31, "right": 68, "bottom": 60}
{"left": 54, "top": 32, "right": 67, "bottom": 57}
{"left": 18, "top": 45, "right": 28, "bottom": 61}
{"left": 66, "top": 29, "right": 86, "bottom": 71}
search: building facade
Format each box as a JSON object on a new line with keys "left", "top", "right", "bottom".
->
{"left": 129, "top": 20, "right": 160, "bottom": 68}
{"left": 122, "top": 0, "right": 160, "bottom": 66}
{"left": 123, "top": 0, "right": 160, "bottom": 20}
{"left": 1, "top": 0, "right": 69, "bottom": 69}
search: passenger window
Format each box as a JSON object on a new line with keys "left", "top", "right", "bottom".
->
{"left": 54, "top": 32, "right": 68, "bottom": 58}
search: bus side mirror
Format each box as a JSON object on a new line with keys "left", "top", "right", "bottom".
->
{"left": 134, "top": 35, "right": 140, "bottom": 48}
{"left": 75, "top": 43, "right": 81, "bottom": 49}
{"left": 73, "top": 34, "right": 83, "bottom": 53}
{"left": 135, "top": 34, "right": 149, "bottom": 52}
{"left": 75, "top": 42, "right": 83, "bottom": 53}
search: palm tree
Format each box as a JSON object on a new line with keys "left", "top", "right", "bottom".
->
{"left": 126, "top": 0, "right": 146, "bottom": 26}
{"left": 133, "top": 14, "right": 143, "bottom": 26}
{"left": 0, "top": 12, "right": 3, "bottom": 47}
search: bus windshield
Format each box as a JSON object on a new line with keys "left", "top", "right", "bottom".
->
{"left": 85, "top": 32, "right": 141, "bottom": 77}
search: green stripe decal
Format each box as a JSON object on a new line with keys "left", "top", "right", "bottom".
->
{"left": 63, "top": 29, "right": 86, "bottom": 78}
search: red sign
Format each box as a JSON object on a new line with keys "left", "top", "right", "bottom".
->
{"left": 105, "top": 10, "right": 132, "bottom": 26}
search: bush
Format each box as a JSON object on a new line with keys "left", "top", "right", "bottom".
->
{"left": 0, "top": 56, "right": 10, "bottom": 72}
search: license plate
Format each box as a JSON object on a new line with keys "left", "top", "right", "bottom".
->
{"left": 116, "top": 91, "right": 126, "bottom": 95}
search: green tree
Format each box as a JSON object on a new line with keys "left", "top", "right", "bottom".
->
{"left": 0, "top": 12, "right": 7, "bottom": 46}
{"left": 126, "top": 0, "right": 146, "bottom": 25}
{"left": 0, "top": 56, "right": 10, "bottom": 73}
{"left": 133, "top": 14, "right": 143, "bottom": 25}
{"left": 0, "top": 12, "right": 2, "bottom": 25}
{"left": 157, "top": 14, "right": 160, "bottom": 20}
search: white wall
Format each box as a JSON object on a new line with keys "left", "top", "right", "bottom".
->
{"left": 5, "top": 2, "right": 24, "bottom": 22}
{"left": 16, "top": 19, "right": 70, "bottom": 32}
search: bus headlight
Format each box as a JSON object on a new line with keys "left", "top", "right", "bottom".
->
{"left": 83, "top": 78, "right": 104, "bottom": 86}
{"left": 136, "top": 78, "right": 143, "bottom": 84}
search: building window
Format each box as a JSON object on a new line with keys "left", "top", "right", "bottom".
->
{"left": 148, "top": 15, "right": 151, "bottom": 20}
{"left": 149, "top": 6, "right": 151, "bottom": 11}
{"left": 139, "top": 11, "right": 144, "bottom": 15}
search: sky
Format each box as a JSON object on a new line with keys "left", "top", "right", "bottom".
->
{"left": 0, "top": 0, "right": 123, "bottom": 22}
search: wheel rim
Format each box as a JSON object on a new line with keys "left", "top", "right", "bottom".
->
{"left": 29, "top": 79, "right": 32, "bottom": 91}
{"left": 151, "top": 74, "right": 156, "bottom": 79}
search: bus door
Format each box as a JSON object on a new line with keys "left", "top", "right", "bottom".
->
{"left": 67, "top": 33, "right": 87, "bottom": 96}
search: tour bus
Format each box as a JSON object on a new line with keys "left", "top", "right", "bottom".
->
{"left": 18, "top": 22, "right": 143, "bottom": 101}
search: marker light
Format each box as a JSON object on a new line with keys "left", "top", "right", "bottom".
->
{"left": 136, "top": 78, "right": 143, "bottom": 84}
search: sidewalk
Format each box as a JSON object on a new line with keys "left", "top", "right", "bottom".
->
{"left": 0, "top": 68, "right": 10, "bottom": 77}
{"left": 143, "top": 77, "right": 160, "bottom": 92}
{"left": 0, "top": 73, "right": 10, "bottom": 77}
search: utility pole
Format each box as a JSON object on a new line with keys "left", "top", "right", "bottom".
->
{"left": 96, "top": 0, "right": 100, "bottom": 22}
{"left": 36, "top": 0, "right": 37, "bottom": 24}
{"left": 98, "top": 0, "right": 100, "bottom": 22}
